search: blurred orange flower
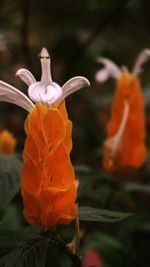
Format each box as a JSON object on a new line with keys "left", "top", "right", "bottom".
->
{"left": 103, "top": 72, "right": 146, "bottom": 172}
{"left": 95, "top": 50, "right": 150, "bottom": 172}
{"left": 0, "top": 130, "right": 16, "bottom": 154}
{"left": 21, "top": 102, "right": 78, "bottom": 228}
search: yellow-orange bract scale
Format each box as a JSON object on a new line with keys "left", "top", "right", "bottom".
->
{"left": 103, "top": 72, "right": 147, "bottom": 172}
{"left": 21, "top": 101, "right": 78, "bottom": 229}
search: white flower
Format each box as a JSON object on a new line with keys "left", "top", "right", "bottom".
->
{"left": 0, "top": 48, "right": 90, "bottom": 112}
{"left": 95, "top": 49, "right": 150, "bottom": 83}
{"left": 16, "top": 47, "right": 90, "bottom": 106}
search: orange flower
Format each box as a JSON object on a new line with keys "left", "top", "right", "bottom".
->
{"left": 0, "top": 130, "right": 16, "bottom": 154}
{"left": 95, "top": 50, "right": 150, "bottom": 172}
{"left": 0, "top": 47, "right": 89, "bottom": 228}
{"left": 0, "top": 48, "right": 89, "bottom": 228}
{"left": 21, "top": 102, "right": 78, "bottom": 228}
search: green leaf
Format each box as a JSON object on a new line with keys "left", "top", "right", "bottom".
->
{"left": 0, "top": 246, "right": 24, "bottom": 267}
{"left": 0, "top": 226, "right": 44, "bottom": 259}
{"left": 0, "top": 226, "right": 43, "bottom": 248}
{"left": 0, "top": 238, "right": 48, "bottom": 267}
{"left": 78, "top": 206, "right": 132, "bottom": 222}
{"left": 0, "top": 156, "right": 22, "bottom": 220}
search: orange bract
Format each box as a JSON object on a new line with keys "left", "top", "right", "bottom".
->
{"left": 21, "top": 101, "right": 77, "bottom": 229}
{"left": 103, "top": 72, "right": 147, "bottom": 172}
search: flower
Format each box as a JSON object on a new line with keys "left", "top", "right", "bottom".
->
{"left": 0, "top": 48, "right": 90, "bottom": 228}
{"left": 22, "top": 103, "right": 78, "bottom": 228}
{"left": 0, "top": 130, "right": 16, "bottom": 154}
{"left": 16, "top": 47, "right": 90, "bottom": 107}
{"left": 95, "top": 49, "right": 150, "bottom": 172}
{"left": 0, "top": 47, "right": 90, "bottom": 112}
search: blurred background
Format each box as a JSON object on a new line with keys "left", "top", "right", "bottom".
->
{"left": 0, "top": 0, "right": 150, "bottom": 266}
{"left": 0, "top": 0, "right": 150, "bottom": 166}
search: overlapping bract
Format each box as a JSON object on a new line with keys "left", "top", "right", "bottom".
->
{"left": 103, "top": 72, "right": 147, "bottom": 172}
{"left": 21, "top": 101, "right": 77, "bottom": 228}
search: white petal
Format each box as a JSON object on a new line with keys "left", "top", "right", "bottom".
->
{"left": 96, "top": 58, "right": 121, "bottom": 82}
{"left": 0, "top": 80, "right": 34, "bottom": 112}
{"left": 62, "top": 76, "right": 90, "bottom": 99}
{"left": 39, "top": 89, "right": 47, "bottom": 103}
{"left": 95, "top": 68, "right": 110, "bottom": 82}
{"left": 28, "top": 82, "right": 62, "bottom": 105}
{"left": 46, "top": 82, "right": 62, "bottom": 104}
{"left": 132, "top": 49, "right": 150, "bottom": 76}
{"left": 104, "top": 101, "right": 129, "bottom": 165}
{"left": 16, "top": 68, "right": 36, "bottom": 86}
{"left": 28, "top": 82, "right": 45, "bottom": 103}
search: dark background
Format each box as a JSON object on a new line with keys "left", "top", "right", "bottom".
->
{"left": 0, "top": 0, "right": 150, "bottom": 166}
{"left": 0, "top": 1, "right": 150, "bottom": 266}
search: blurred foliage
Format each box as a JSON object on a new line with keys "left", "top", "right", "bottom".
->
{"left": 0, "top": 155, "right": 22, "bottom": 219}
{"left": 0, "top": 0, "right": 150, "bottom": 266}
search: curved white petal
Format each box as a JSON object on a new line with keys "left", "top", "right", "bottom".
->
{"left": 95, "top": 68, "right": 110, "bottom": 82}
{"left": 16, "top": 68, "right": 36, "bottom": 86}
{"left": 0, "top": 80, "right": 34, "bottom": 112}
{"left": 132, "top": 49, "right": 150, "bottom": 76}
{"left": 96, "top": 58, "right": 121, "bottom": 82}
{"left": 62, "top": 76, "right": 90, "bottom": 99}
{"left": 28, "top": 82, "right": 62, "bottom": 105}
{"left": 104, "top": 101, "right": 129, "bottom": 166}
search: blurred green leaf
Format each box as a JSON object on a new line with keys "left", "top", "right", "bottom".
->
{"left": 124, "top": 182, "right": 150, "bottom": 194}
{"left": 78, "top": 206, "right": 132, "bottom": 222}
{"left": 81, "top": 231, "right": 123, "bottom": 253}
{"left": 75, "top": 165, "right": 114, "bottom": 204}
{"left": 0, "top": 156, "right": 22, "bottom": 220}
{"left": 75, "top": 165, "right": 112, "bottom": 180}
{"left": 0, "top": 204, "right": 24, "bottom": 231}
{"left": 81, "top": 232, "right": 124, "bottom": 267}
